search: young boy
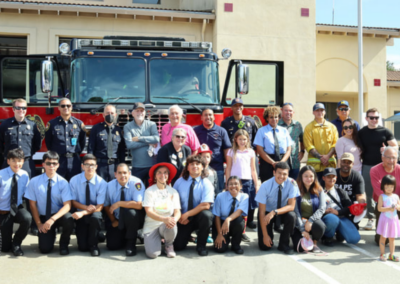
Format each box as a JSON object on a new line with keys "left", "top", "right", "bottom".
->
{"left": 198, "top": 144, "right": 219, "bottom": 196}
{"left": 0, "top": 148, "right": 31, "bottom": 256}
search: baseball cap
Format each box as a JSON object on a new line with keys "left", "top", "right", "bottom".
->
{"left": 313, "top": 103, "right": 325, "bottom": 111}
{"left": 231, "top": 98, "right": 244, "bottom": 106}
{"left": 132, "top": 102, "right": 145, "bottom": 110}
{"left": 323, "top": 167, "right": 337, "bottom": 176}
{"left": 337, "top": 100, "right": 350, "bottom": 108}
{"left": 340, "top": 152, "right": 354, "bottom": 162}
{"left": 198, "top": 143, "right": 213, "bottom": 155}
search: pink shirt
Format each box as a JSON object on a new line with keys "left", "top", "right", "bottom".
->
{"left": 228, "top": 148, "right": 255, "bottom": 180}
{"left": 335, "top": 137, "right": 362, "bottom": 172}
{"left": 370, "top": 163, "right": 400, "bottom": 202}
{"left": 161, "top": 123, "right": 200, "bottom": 152}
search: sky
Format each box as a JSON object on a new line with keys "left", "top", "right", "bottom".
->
{"left": 316, "top": 0, "right": 400, "bottom": 69}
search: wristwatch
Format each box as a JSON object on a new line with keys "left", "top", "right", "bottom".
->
{"left": 274, "top": 209, "right": 279, "bottom": 216}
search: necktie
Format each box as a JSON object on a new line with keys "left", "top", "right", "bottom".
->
{"left": 274, "top": 184, "right": 283, "bottom": 232}
{"left": 107, "top": 126, "right": 113, "bottom": 159}
{"left": 229, "top": 198, "right": 237, "bottom": 216}
{"left": 10, "top": 174, "right": 18, "bottom": 216}
{"left": 188, "top": 178, "right": 196, "bottom": 211}
{"left": 273, "top": 128, "right": 280, "bottom": 158}
{"left": 85, "top": 181, "right": 91, "bottom": 206}
{"left": 46, "top": 179, "right": 52, "bottom": 220}
{"left": 118, "top": 187, "right": 125, "bottom": 230}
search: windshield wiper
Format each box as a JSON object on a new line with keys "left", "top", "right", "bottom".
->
{"left": 90, "top": 96, "right": 142, "bottom": 115}
{"left": 153, "top": 96, "right": 203, "bottom": 114}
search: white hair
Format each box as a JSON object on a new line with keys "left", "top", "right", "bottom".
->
{"left": 168, "top": 105, "right": 183, "bottom": 116}
{"left": 172, "top": 128, "right": 187, "bottom": 137}
{"left": 382, "top": 146, "right": 399, "bottom": 157}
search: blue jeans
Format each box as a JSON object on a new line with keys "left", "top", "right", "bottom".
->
{"left": 216, "top": 170, "right": 225, "bottom": 193}
{"left": 322, "top": 214, "right": 360, "bottom": 244}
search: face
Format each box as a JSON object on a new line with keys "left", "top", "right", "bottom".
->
{"left": 132, "top": 108, "right": 145, "bottom": 122}
{"left": 340, "top": 159, "right": 353, "bottom": 173}
{"left": 236, "top": 135, "right": 248, "bottom": 148}
{"left": 115, "top": 165, "right": 131, "bottom": 185}
{"left": 188, "top": 161, "right": 203, "bottom": 177}
{"left": 58, "top": 99, "right": 72, "bottom": 116}
{"left": 173, "top": 131, "right": 186, "bottom": 147}
{"left": 273, "top": 168, "right": 289, "bottom": 184}
{"left": 227, "top": 179, "right": 241, "bottom": 198}
{"left": 313, "top": 109, "right": 325, "bottom": 120}
{"left": 103, "top": 105, "right": 116, "bottom": 122}
{"left": 323, "top": 174, "right": 337, "bottom": 188}
{"left": 43, "top": 159, "right": 59, "bottom": 175}
{"left": 155, "top": 166, "right": 169, "bottom": 184}
{"left": 200, "top": 153, "right": 211, "bottom": 166}
{"left": 231, "top": 103, "right": 243, "bottom": 116}
{"left": 337, "top": 105, "right": 350, "bottom": 119}
{"left": 382, "top": 149, "right": 398, "bottom": 168}
{"left": 169, "top": 108, "right": 182, "bottom": 126}
{"left": 82, "top": 159, "right": 97, "bottom": 175}
{"left": 366, "top": 111, "right": 379, "bottom": 127}
{"left": 281, "top": 105, "right": 294, "bottom": 121}
{"left": 201, "top": 110, "right": 214, "bottom": 127}
{"left": 342, "top": 121, "right": 353, "bottom": 136}
{"left": 13, "top": 101, "right": 27, "bottom": 121}
{"left": 7, "top": 158, "right": 24, "bottom": 173}
{"left": 267, "top": 114, "right": 279, "bottom": 128}
{"left": 302, "top": 170, "right": 315, "bottom": 188}
{"left": 384, "top": 184, "right": 395, "bottom": 195}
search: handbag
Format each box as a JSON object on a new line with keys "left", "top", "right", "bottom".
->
{"left": 297, "top": 237, "right": 314, "bottom": 253}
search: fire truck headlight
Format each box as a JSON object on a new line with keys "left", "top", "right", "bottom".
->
{"left": 59, "top": 43, "right": 70, "bottom": 55}
{"left": 221, "top": 48, "right": 232, "bottom": 59}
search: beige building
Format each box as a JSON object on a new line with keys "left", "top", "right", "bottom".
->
{"left": 0, "top": 0, "right": 399, "bottom": 137}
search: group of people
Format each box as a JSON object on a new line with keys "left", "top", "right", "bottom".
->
{"left": 0, "top": 97, "right": 399, "bottom": 261}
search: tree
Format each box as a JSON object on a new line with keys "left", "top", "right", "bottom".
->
{"left": 387, "top": 60, "right": 398, "bottom": 71}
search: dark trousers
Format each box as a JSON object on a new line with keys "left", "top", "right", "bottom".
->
{"left": 257, "top": 211, "right": 296, "bottom": 250}
{"left": 174, "top": 210, "right": 213, "bottom": 251}
{"left": 57, "top": 156, "right": 82, "bottom": 181}
{"left": 0, "top": 207, "right": 31, "bottom": 252}
{"left": 374, "top": 205, "right": 400, "bottom": 244}
{"left": 259, "top": 154, "right": 291, "bottom": 183}
{"left": 96, "top": 162, "right": 117, "bottom": 182}
{"left": 38, "top": 213, "right": 74, "bottom": 254}
{"left": 106, "top": 209, "right": 144, "bottom": 250}
{"left": 212, "top": 216, "right": 245, "bottom": 252}
{"left": 289, "top": 168, "right": 300, "bottom": 180}
{"left": 131, "top": 167, "right": 151, "bottom": 188}
{"left": 75, "top": 212, "right": 102, "bottom": 251}
{"left": 291, "top": 219, "right": 326, "bottom": 252}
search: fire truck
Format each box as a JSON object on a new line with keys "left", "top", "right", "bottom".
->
{"left": 0, "top": 36, "right": 283, "bottom": 169}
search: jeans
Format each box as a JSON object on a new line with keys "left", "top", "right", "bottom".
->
{"left": 216, "top": 170, "right": 225, "bottom": 193}
{"left": 322, "top": 213, "right": 360, "bottom": 244}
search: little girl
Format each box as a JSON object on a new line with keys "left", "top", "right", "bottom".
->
{"left": 226, "top": 129, "right": 259, "bottom": 242}
{"left": 377, "top": 175, "right": 400, "bottom": 262}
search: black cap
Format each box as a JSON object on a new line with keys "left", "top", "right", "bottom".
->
{"left": 323, "top": 167, "right": 337, "bottom": 177}
{"left": 313, "top": 103, "right": 325, "bottom": 111}
{"left": 132, "top": 102, "right": 145, "bottom": 110}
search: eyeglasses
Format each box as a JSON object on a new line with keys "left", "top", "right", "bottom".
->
{"left": 60, "top": 104, "right": 72, "bottom": 108}
{"left": 384, "top": 156, "right": 398, "bottom": 161}
{"left": 14, "top": 106, "right": 27, "bottom": 110}
{"left": 339, "top": 108, "right": 349, "bottom": 112}
{"left": 45, "top": 162, "right": 58, "bottom": 166}
{"left": 175, "top": 135, "right": 186, "bottom": 139}
{"left": 83, "top": 164, "right": 96, "bottom": 169}
{"left": 283, "top": 102, "right": 293, "bottom": 107}
{"left": 368, "top": 116, "right": 379, "bottom": 120}
{"left": 343, "top": 125, "right": 354, "bottom": 130}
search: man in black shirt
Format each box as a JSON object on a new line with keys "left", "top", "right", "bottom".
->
{"left": 358, "top": 108, "right": 398, "bottom": 230}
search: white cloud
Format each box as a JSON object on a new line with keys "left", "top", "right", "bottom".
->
{"left": 387, "top": 54, "right": 400, "bottom": 69}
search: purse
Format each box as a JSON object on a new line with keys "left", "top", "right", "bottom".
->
{"left": 297, "top": 237, "right": 314, "bottom": 253}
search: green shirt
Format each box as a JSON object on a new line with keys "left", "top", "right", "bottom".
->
{"left": 278, "top": 119, "right": 303, "bottom": 169}
{"left": 301, "top": 192, "right": 313, "bottom": 219}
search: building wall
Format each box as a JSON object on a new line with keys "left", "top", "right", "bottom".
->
{"left": 387, "top": 87, "right": 400, "bottom": 135}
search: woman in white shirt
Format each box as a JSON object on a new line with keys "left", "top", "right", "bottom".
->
{"left": 142, "top": 162, "right": 181, "bottom": 259}
{"left": 335, "top": 118, "right": 362, "bottom": 172}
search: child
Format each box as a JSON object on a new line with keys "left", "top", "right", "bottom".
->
{"left": 226, "top": 129, "right": 259, "bottom": 242}
{"left": 377, "top": 175, "right": 400, "bottom": 262}
{"left": 198, "top": 144, "right": 219, "bottom": 197}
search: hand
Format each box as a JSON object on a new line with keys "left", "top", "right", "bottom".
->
{"left": 264, "top": 211, "right": 275, "bottom": 225}
{"left": 215, "top": 234, "right": 226, "bottom": 249}
{"left": 111, "top": 220, "right": 119, "bottom": 228}
{"left": 304, "top": 221, "right": 312, "bottom": 232}
{"left": 38, "top": 223, "right": 47, "bottom": 234}
{"left": 221, "top": 219, "right": 230, "bottom": 235}
{"left": 263, "top": 234, "right": 273, "bottom": 247}
{"left": 72, "top": 211, "right": 85, "bottom": 220}
{"left": 271, "top": 161, "right": 277, "bottom": 168}
{"left": 298, "top": 151, "right": 304, "bottom": 161}
{"left": 132, "top": 137, "right": 139, "bottom": 142}
{"left": 302, "top": 231, "right": 310, "bottom": 240}
{"left": 163, "top": 217, "right": 177, "bottom": 229}
{"left": 109, "top": 202, "right": 120, "bottom": 214}
{"left": 43, "top": 218, "right": 55, "bottom": 232}
{"left": 150, "top": 144, "right": 158, "bottom": 148}
{"left": 380, "top": 143, "right": 385, "bottom": 154}
{"left": 86, "top": 205, "right": 96, "bottom": 213}
{"left": 179, "top": 212, "right": 190, "bottom": 224}
{"left": 320, "top": 155, "right": 330, "bottom": 166}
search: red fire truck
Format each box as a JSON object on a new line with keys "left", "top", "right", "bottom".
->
{"left": 0, "top": 36, "right": 283, "bottom": 169}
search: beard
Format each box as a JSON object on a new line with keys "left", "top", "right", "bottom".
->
{"left": 136, "top": 115, "right": 145, "bottom": 122}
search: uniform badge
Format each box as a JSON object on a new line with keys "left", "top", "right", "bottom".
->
{"left": 73, "top": 124, "right": 77, "bottom": 129}
{"left": 178, "top": 152, "right": 183, "bottom": 159}
{"left": 116, "top": 131, "right": 119, "bottom": 136}
{"left": 27, "top": 125, "right": 31, "bottom": 130}
{"left": 238, "top": 121, "right": 245, "bottom": 129}
{"left": 247, "top": 122, "right": 250, "bottom": 127}
{"left": 135, "top": 183, "right": 142, "bottom": 191}
{"left": 45, "top": 122, "right": 50, "bottom": 131}
{"left": 290, "top": 179, "right": 297, "bottom": 187}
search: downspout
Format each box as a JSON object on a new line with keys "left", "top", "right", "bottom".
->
{"left": 201, "top": 19, "right": 207, "bottom": 42}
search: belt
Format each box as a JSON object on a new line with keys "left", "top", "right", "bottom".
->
{"left": 64, "top": 153, "right": 78, "bottom": 158}
{"left": 99, "top": 158, "right": 116, "bottom": 165}
{"left": 0, "top": 210, "right": 10, "bottom": 215}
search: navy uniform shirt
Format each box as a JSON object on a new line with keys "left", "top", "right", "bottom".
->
{"left": 0, "top": 117, "right": 42, "bottom": 158}
{"left": 0, "top": 167, "right": 29, "bottom": 210}
{"left": 87, "top": 122, "right": 125, "bottom": 162}
{"left": 194, "top": 124, "right": 232, "bottom": 171}
{"left": 212, "top": 191, "right": 249, "bottom": 220}
{"left": 220, "top": 115, "right": 258, "bottom": 147}
{"left": 70, "top": 172, "right": 107, "bottom": 210}
{"left": 331, "top": 117, "right": 360, "bottom": 138}
{"left": 45, "top": 116, "right": 86, "bottom": 155}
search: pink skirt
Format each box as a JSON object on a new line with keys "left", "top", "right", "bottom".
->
{"left": 377, "top": 213, "right": 400, "bottom": 238}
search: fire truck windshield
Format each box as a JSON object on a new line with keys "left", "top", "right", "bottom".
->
{"left": 149, "top": 59, "right": 219, "bottom": 105}
{"left": 70, "top": 57, "right": 146, "bottom": 103}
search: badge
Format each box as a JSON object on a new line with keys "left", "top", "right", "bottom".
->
{"left": 45, "top": 122, "right": 50, "bottom": 131}
{"left": 73, "top": 124, "right": 77, "bottom": 129}
{"left": 116, "top": 131, "right": 119, "bottom": 136}
{"left": 238, "top": 121, "right": 245, "bottom": 129}
{"left": 171, "top": 154, "right": 177, "bottom": 160}
{"left": 135, "top": 183, "right": 142, "bottom": 191}
{"left": 100, "top": 133, "right": 105, "bottom": 136}
{"left": 27, "top": 125, "right": 31, "bottom": 130}
{"left": 178, "top": 152, "right": 183, "bottom": 159}
{"left": 247, "top": 122, "right": 250, "bottom": 127}
{"left": 290, "top": 179, "right": 297, "bottom": 187}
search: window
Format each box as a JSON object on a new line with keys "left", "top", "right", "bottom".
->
{"left": 0, "top": 36, "right": 27, "bottom": 56}
{"left": 133, "top": 0, "right": 160, "bottom": 4}
{"left": 320, "top": 102, "right": 337, "bottom": 121}
{"left": 394, "top": 111, "right": 400, "bottom": 140}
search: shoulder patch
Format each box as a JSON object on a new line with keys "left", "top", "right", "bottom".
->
{"left": 290, "top": 178, "right": 297, "bottom": 187}
{"left": 45, "top": 122, "right": 50, "bottom": 131}
{"left": 135, "top": 182, "right": 142, "bottom": 191}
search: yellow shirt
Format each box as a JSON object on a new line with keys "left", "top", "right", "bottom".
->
{"left": 303, "top": 119, "right": 338, "bottom": 172}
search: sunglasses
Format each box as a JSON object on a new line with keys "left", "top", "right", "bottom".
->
{"left": 175, "top": 135, "right": 186, "bottom": 139}
{"left": 339, "top": 108, "right": 349, "bottom": 111}
{"left": 368, "top": 116, "right": 379, "bottom": 120}
{"left": 283, "top": 102, "right": 293, "bottom": 107}
{"left": 45, "top": 162, "right": 58, "bottom": 166}
{"left": 14, "top": 106, "right": 27, "bottom": 110}
{"left": 60, "top": 104, "right": 72, "bottom": 108}
{"left": 343, "top": 125, "right": 353, "bottom": 130}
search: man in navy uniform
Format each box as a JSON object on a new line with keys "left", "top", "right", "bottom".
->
{"left": 25, "top": 151, "right": 74, "bottom": 255}
{"left": 45, "top": 98, "right": 86, "bottom": 181}
{"left": 70, "top": 154, "right": 107, "bottom": 256}
{"left": 331, "top": 100, "right": 360, "bottom": 137}
{"left": 88, "top": 104, "right": 125, "bottom": 182}
{"left": 104, "top": 163, "right": 145, "bottom": 256}
{"left": 0, "top": 148, "right": 31, "bottom": 256}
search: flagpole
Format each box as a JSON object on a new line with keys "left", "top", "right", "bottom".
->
{"left": 358, "top": 0, "right": 364, "bottom": 124}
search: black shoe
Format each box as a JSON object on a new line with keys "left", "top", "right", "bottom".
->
{"left": 323, "top": 239, "right": 335, "bottom": 247}
{"left": 247, "top": 221, "right": 257, "bottom": 229}
{"left": 277, "top": 245, "right": 294, "bottom": 255}
{"left": 197, "top": 246, "right": 208, "bottom": 257}
{"left": 231, "top": 246, "right": 244, "bottom": 255}
{"left": 90, "top": 246, "right": 100, "bottom": 257}
{"left": 126, "top": 247, "right": 137, "bottom": 257}
{"left": 12, "top": 245, "right": 24, "bottom": 256}
{"left": 60, "top": 247, "right": 70, "bottom": 256}
{"left": 98, "top": 231, "right": 106, "bottom": 243}
{"left": 241, "top": 233, "right": 251, "bottom": 242}
{"left": 30, "top": 227, "right": 38, "bottom": 236}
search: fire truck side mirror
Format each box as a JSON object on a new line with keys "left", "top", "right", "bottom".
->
{"left": 41, "top": 59, "right": 54, "bottom": 94}
{"left": 237, "top": 64, "right": 249, "bottom": 95}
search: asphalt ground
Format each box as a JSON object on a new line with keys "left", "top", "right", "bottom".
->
{"left": 1, "top": 218, "right": 400, "bottom": 284}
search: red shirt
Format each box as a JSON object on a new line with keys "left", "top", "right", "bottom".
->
{"left": 370, "top": 163, "right": 400, "bottom": 202}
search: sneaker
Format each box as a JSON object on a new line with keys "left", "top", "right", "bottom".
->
{"left": 164, "top": 245, "right": 176, "bottom": 258}
{"left": 364, "top": 219, "right": 374, "bottom": 231}
{"left": 206, "top": 236, "right": 213, "bottom": 244}
{"left": 241, "top": 233, "right": 251, "bottom": 242}
{"left": 312, "top": 245, "right": 322, "bottom": 253}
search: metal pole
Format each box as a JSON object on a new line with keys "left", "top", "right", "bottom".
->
{"left": 332, "top": 0, "right": 335, "bottom": 25}
{"left": 358, "top": 0, "right": 364, "bottom": 125}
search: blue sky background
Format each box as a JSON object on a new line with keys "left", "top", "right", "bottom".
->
{"left": 316, "top": 0, "right": 400, "bottom": 69}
